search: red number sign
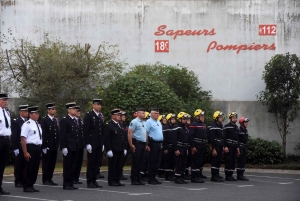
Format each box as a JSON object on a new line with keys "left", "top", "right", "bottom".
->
{"left": 259, "top": 25, "right": 276, "bottom": 35}
{"left": 155, "top": 40, "right": 169, "bottom": 52}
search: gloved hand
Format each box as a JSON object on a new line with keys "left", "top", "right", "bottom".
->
{"left": 107, "top": 150, "right": 113, "bottom": 158}
{"left": 124, "top": 149, "right": 127, "bottom": 156}
{"left": 42, "top": 147, "right": 49, "bottom": 154}
{"left": 14, "top": 149, "right": 19, "bottom": 156}
{"left": 102, "top": 145, "right": 104, "bottom": 152}
{"left": 86, "top": 144, "right": 92, "bottom": 153}
{"left": 62, "top": 148, "right": 68, "bottom": 156}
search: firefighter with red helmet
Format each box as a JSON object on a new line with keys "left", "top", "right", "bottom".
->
{"left": 237, "top": 116, "right": 250, "bottom": 181}
{"left": 223, "top": 112, "right": 240, "bottom": 181}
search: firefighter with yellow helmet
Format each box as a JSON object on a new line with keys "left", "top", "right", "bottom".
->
{"left": 209, "top": 111, "right": 225, "bottom": 182}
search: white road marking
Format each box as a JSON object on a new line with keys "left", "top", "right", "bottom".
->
{"left": 250, "top": 179, "right": 285, "bottom": 184}
{"left": 1, "top": 195, "right": 58, "bottom": 201}
{"left": 238, "top": 185, "right": 254, "bottom": 187}
{"left": 279, "top": 182, "right": 293, "bottom": 185}
{"left": 186, "top": 188, "right": 207, "bottom": 190}
{"left": 245, "top": 174, "right": 300, "bottom": 181}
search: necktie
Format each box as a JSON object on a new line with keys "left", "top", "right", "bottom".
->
{"left": 3, "top": 109, "right": 9, "bottom": 128}
{"left": 117, "top": 123, "right": 121, "bottom": 129}
{"left": 36, "top": 121, "right": 42, "bottom": 140}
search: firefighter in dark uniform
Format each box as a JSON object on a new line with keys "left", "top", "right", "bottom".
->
{"left": 0, "top": 93, "right": 11, "bottom": 195}
{"left": 41, "top": 103, "right": 59, "bottom": 186}
{"left": 172, "top": 112, "right": 190, "bottom": 184}
{"left": 210, "top": 111, "right": 225, "bottom": 182}
{"left": 223, "top": 111, "right": 240, "bottom": 181}
{"left": 162, "top": 113, "right": 176, "bottom": 181}
{"left": 237, "top": 116, "right": 250, "bottom": 181}
{"left": 189, "top": 109, "right": 207, "bottom": 183}
{"left": 119, "top": 110, "right": 129, "bottom": 180}
{"left": 157, "top": 114, "right": 167, "bottom": 178}
{"left": 104, "top": 109, "right": 126, "bottom": 186}
{"left": 21, "top": 106, "right": 42, "bottom": 192}
{"left": 11, "top": 104, "right": 28, "bottom": 188}
{"left": 128, "top": 107, "right": 147, "bottom": 185}
{"left": 60, "top": 102, "right": 79, "bottom": 190}
{"left": 84, "top": 99, "right": 104, "bottom": 188}
{"left": 74, "top": 106, "right": 85, "bottom": 184}
{"left": 184, "top": 114, "right": 192, "bottom": 180}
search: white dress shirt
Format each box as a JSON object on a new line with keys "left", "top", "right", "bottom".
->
{"left": 21, "top": 119, "right": 42, "bottom": 145}
{"left": 0, "top": 107, "right": 11, "bottom": 136}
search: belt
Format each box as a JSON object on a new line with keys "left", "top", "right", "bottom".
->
{"left": 0, "top": 135, "right": 9, "bottom": 138}
{"left": 133, "top": 139, "right": 146, "bottom": 144}
{"left": 149, "top": 138, "right": 162, "bottom": 143}
{"left": 27, "top": 144, "right": 41, "bottom": 147}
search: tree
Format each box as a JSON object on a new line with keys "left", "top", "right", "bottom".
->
{"left": 0, "top": 34, "right": 126, "bottom": 116}
{"left": 257, "top": 53, "right": 300, "bottom": 153}
{"left": 101, "top": 74, "right": 183, "bottom": 121}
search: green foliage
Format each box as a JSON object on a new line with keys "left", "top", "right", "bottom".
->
{"left": 0, "top": 32, "right": 126, "bottom": 117}
{"left": 101, "top": 74, "right": 182, "bottom": 121}
{"left": 246, "top": 137, "right": 286, "bottom": 165}
{"left": 257, "top": 53, "right": 300, "bottom": 153}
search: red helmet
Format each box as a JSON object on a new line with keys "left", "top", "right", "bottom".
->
{"left": 133, "top": 112, "right": 137, "bottom": 118}
{"left": 239, "top": 116, "right": 249, "bottom": 124}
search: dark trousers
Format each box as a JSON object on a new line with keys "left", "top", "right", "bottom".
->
{"left": 237, "top": 146, "right": 247, "bottom": 174}
{"left": 211, "top": 145, "right": 223, "bottom": 175}
{"left": 200, "top": 146, "right": 207, "bottom": 171}
{"left": 130, "top": 141, "right": 146, "bottom": 182}
{"left": 163, "top": 147, "right": 174, "bottom": 178}
{"left": 158, "top": 150, "right": 165, "bottom": 173}
{"left": 174, "top": 147, "right": 187, "bottom": 177}
{"left": 74, "top": 149, "right": 84, "bottom": 182}
{"left": 23, "top": 144, "right": 41, "bottom": 189}
{"left": 224, "top": 146, "right": 237, "bottom": 176}
{"left": 0, "top": 136, "right": 10, "bottom": 188}
{"left": 186, "top": 146, "right": 191, "bottom": 169}
{"left": 14, "top": 150, "right": 26, "bottom": 185}
{"left": 141, "top": 150, "right": 149, "bottom": 177}
{"left": 97, "top": 147, "right": 103, "bottom": 175}
{"left": 108, "top": 151, "right": 124, "bottom": 183}
{"left": 63, "top": 151, "right": 78, "bottom": 188}
{"left": 191, "top": 145, "right": 205, "bottom": 179}
{"left": 42, "top": 150, "right": 57, "bottom": 182}
{"left": 86, "top": 145, "right": 101, "bottom": 184}
{"left": 122, "top": 144, "right": 130, "bottom": 174}
{"left": 147, "top": 142, "right": 162, "bottom": 179}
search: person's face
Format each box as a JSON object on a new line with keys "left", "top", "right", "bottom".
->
{"left": 151, "top": 111, "right": 160, "bottom": 120}
{"left": 170, "top": 118, "right": 176, "bottom": 124}
{"left": 181, "top": 118, "right": 187, "bottom": 124}
{"left": 113, "top": 114, "right": 121, "bottom": 121}
{"left": 0, "top": 99, "right": 8, "bottom": 108}
{"left": 244, "top": 122, "right": 249, "bottom": 128}
{"left": 121, "top": 115, "right": 126, "bottom": 122}
{"left": 20, "top": 110, "right": 28, "bottom": 118}
{"left": 68, "top": 108, "right": 77, "bottom": 116}
{"left": 137, "top": 111, "right": 145, "bottom": 119}
{"left": 93, "top": 103, "right": 101, "bottom": 112}
{"left": 30, "top": 112, "right": 39, "bottom": 121}
{"left": 162, "top": 119, "right": 167, "bottom": 125}
{"left": 200, "top": 115, "right": 205, "bottom": 122}
{"left": 217, "top": 116, "right": 223, "bottom": 123}
{"left": 48, "top": 108, "right": 57, "bottom": 116}
{"left": 231, "top": 116, "right": 237, "bottom": 124}
{"left": 186, "top": 119, "right": 191, "bottom": 125}
{"left": 76, "top": 110, "right": 81, "bottom": 118}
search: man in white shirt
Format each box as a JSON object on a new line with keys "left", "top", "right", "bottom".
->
{"left": 21, "top": 106, "right": 42, "bottom": 193}
{"left": 0, "top": 93, "right": 11, "bottom": 195}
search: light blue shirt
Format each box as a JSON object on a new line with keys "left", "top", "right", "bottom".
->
{"left": 146, "top": 117, "right": 163, "bottom": 141}
{"left": 129, "top": 117, "right": 147, "bottom": 142}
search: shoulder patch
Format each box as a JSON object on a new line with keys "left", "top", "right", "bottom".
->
{"left": 130, "top": 122, "right": 133, "bottom": 126}
{"left": 13, "top": 118, "right": 16, "bottom": 121}
{"left": 26, "top": 121, "right": 30, "bottom": 124}
{"left": 63, "top": 117, "right": 66, "bottom": 118}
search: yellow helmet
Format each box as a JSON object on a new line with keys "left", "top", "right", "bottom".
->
{"left": 194, "top": 109, "right": 205, "bottom": 117}
{"left": 144, "top": 111, "right": 150, "bottom": 119}
{"left": 158, "top": 115, "right": 162, "bottom": 121}
{"left": 177, "top": 112, "right": 186, "bottom": 119}
{"left": 166, "top": 113, "right": 176, "bottom": 120}
{"left": 213, "top": 111, "right": 224, "bottom": 120}
{"left": 228, "top": 111, "right": 238, "bottom": 119}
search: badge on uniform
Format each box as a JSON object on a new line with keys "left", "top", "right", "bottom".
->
{"left": 0, "top": 120, "right": 2, "bottom": 123}
{"left": 130, "top": 123, "right": 132, "bottom": 126}
{"left": 34, "top": 130, "right": 36, "bottom": 134}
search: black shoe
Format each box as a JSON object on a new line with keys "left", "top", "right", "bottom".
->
{"left": 32, "top": 186, "right": 39, "bottom": 192}
{"left": 211, "top": 175, "right": 223, "bottom": 182}
{"left": 87, "top": 183, "right": 97, "bottom": 188}
{"left": 73, "top": 181, "right": 83, "bottom": 184}
{"left": 175, "top": 178, "right": 184, "bottom": 184}
{"left": 217, "top": 174, "right": 224, "bottom": 179}
{"left": 230, "top": 176, "right": 237, "bottom": 181}
{"left": 141, "top": 176, "right": 148, "bottom": 182}
{"left": 191, "top": 178, "right": 205, "bottom": 183}
{"left": 15, "top": 183, "right": 23, "bottom": 188}
{"left": 131, "top": 181, "right": 140, "bottom": 185}
{"left": 72, "top": 186, "right": 78, "bottom": 190}
{"left": 158, "top": 173, "right": 165, "bottom": 178}
{"left": 200, "top": 172, "right": 208, "bottom": 179}
{"left": 50, "top": 180, "right": 58, "bottom": 185}
{"left": 23, "top": 188, "right": 34, "bottom": 193}
{"left": 120, "top": 175, "right": 128, "bottom": 180}
{"left": 165, "top": 176, "right": 175, "bottom": 181}
{"left": 138, "top": 180, "right": 145, "bottom": 185}
{"left": 148, "top": 179, "right": 157, "bottom": 185}
{"left": 94, "top": 182, "right": 103, "bottom": 188}
{"left": 117, "top": 182, "right": 125, "bottom": 186}
{"left": 43, "top": 181, "right": 53, "bottom": 186}
{"left": 153, "top": 178, "right": 162, "bottom": 184}
{"left": 0, "top": 189, "right": 10, "bottom": 195}
{"left": 97, "top": 174, "right": 105, "bottom": 179}
{"left": 109, "top": 181, "right": 119, "bottom": 186}
{"left": 182, "top": 175, "right": 191, "bottom": 180}
{"left": 63, "top": 186, "right": 73, "bottom": 190}
{"left": 181, "top": 179, "right": 188, "bottom": 184}
{"left": 225, "top": 176, "right": 233, "bottom": 181}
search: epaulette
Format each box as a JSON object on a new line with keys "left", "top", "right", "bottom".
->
{"left": 13, "top": 118, "right": 16, "bottom": 121}
{"left": 63, "top": 117, "right": 66, "bottom": 118}
{"left": 26, "top": 121, "right": 30, "bottom": 124}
